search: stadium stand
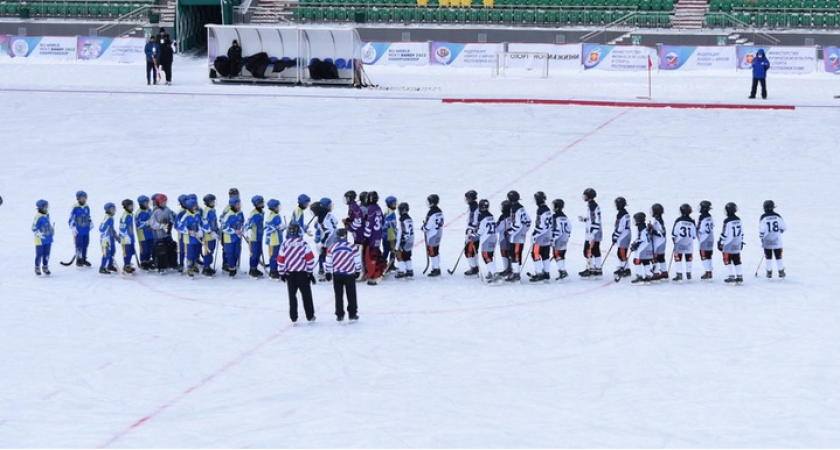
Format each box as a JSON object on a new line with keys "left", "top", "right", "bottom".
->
{"left": 0, "top": 0, "right": 155, "bottom": 20}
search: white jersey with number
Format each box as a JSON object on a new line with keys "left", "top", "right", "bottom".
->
{"left": 671, "top": 216, "right": 697, "bottom": 254}
{"left": 532, "top": 205, "right": 552, "bottom": 247}
{"left": 759, "top": 212, "right": 786, "bottom": 250}
{"left": 552, "top": 213, "right": 572, "bottom": 250}
{"left": 720, "top": 216, "right": 744, "bottom": 254}
{"left": 612, "top": 211, "right": 631, "bottom": 248}
{"left": 477, "top": 211, "right": 497, "bottom": 253}
{"left": 422, "top": 206, "right": 444, "bottom": 247}
{"left": 582, "top": 200, "right": 602, "bottom": 242}
{"left": 650, "top": 217, "right": 667, "bottom": 255}
{"left": 508, "top": 204, "right": 531, "bottom": 245}
{"left": 697, "top": 213, "right": 715, "bottom": 251}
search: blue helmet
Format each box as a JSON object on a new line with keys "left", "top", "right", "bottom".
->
{"left": 267, "top": 199, "right": 281, "bottom": 210}
{"left": 186, "top": 198, "right": 197, "bottom": 210}
{"left": 297, "top": 194, "right": 311, "bottom": 205}
{"left": 229, "top": 197, "right": 241, "bottom": 208}
{"left": 138, "top": 195, "right": 150, "bottom": 205}
{"left": 252, "top": 195, "right": 265, "bottom": 207}
{"left": 76, "top": 190, "right": 87, "bottom": 200}
{"left": 203, "top": 194, "right": 216, "bottom": 206}
{"left": 151, "top": 193, "right": 160, "bottom": 203}
{"left": 386, "top": 196, "right": 397, "bottom": 208}
{"left": 320, "top": 197, "right": 332, "bottom": 209}
{"left": 36, "top": 199, "right": 49, "bottom": 211}
{"left": 177, "top": 194, "right": 188, "bottom": 207}
{"left": 104, "top": 202, "right": 116, "bottom": 212}
{"left": 188, "top": 193, "right": 198, "bottom": 201}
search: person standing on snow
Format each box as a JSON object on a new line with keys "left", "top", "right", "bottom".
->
{"left": 145, "top": 35, "right": 160, "bottom": 85}
{"left": 749, "top": 49, "right": 770, "bottom": 100}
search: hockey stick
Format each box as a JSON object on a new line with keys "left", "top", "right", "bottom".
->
{"left": 754, "top": 254, "right": 766, "bottom": 278}
{"left": 519, "top": 242, "right": 535, "bottom": 275}
{"left": 667, "top": 251, "right": 675, "bottom": 273}
{"left": 599, "top": 242, "right": 615, "bottom": 271}
{"left": 60, "top": 255, "right": 76, "bottom": 266}
{"left": 446, "top": 248, "right": 465, "bottom": 275}
{"left": 422, "top": 241, "right": 430, "bottom": 275}
{"left": 615, "top": 250, "right": 635, "bottom": 283}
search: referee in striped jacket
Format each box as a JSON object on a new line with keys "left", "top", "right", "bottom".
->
{"left": 277, "top": 222, "right": 317, "bottom": 323}
{"left": 325, "top": 228, "right": 362, "bottom": 322}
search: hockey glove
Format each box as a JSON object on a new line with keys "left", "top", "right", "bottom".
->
{"left": 34, "top": 231, "right": 46, "bottom": 239}
{"left": 631, "top": 242, "right": 640, "bottom": 252}
{"left": 325, "top": 273, "right": 333, "bottom": 282}
{"left": 70, "top": 226, "right": 78, "bottom": 237}
{"left": 243, "top": 230, "right": 252, "bottom": 240}
{"left": 280, "top": 274, "right": 287, "bottom": 283}
{"left": 212, "top": 232, "right": 220, "bottom": 241}
{"left": 308, "top": 273, "right": 317, "bottom": 285}
{"left": 578, "top": 216, "right": 586, "bottom": 223}
{"left": 611, "top": 235, "right": 618, "bottom": 244}
{"left": 166, "top": 223, "right": 173, "bottom": 234}
{"left": 717, "top": 240, "right": 723, "bottom": 251}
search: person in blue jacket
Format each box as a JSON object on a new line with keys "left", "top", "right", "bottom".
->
{"left": 99, "top": 202, "right": 118, "bottom": 275}
{"left": 68, "top": 190, "right": 92, "bottom": 268}
{"left": 749, "top": 49, "right": 770, "bottom": 100}
{"left": 119, "top": 199, "right": 137, "bottom": 275}
{"left": 245, "top": 195, "right": 266, "bottom": 279}
{"left": 222, "top": 197, "right": 246, "bottom": 278}
{"left": 145, "top": 35, "right": 160, "bottom": 85}
{"left": 32, "top": 199, "right": 54, "bottom": 276}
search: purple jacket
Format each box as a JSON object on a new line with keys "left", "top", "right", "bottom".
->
{"left": 346, "top": 202, "right": 364, "bottom": 243}
{"left": 364, "top": 203, "right": 384, "bottom": 246}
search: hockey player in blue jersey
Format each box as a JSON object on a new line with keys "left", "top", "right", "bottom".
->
{"left": 222, "top": 197, "right": 246, "bottom": 278}
{"left": 119, "top": 199, "right": 137, "bottom": 275}
{"left": 135, "top": 195, "right": 154, "bottom": 270}
{"left": 68, "top": 190, "right": 92, "bottom": 267}
{"left": 178, "top": 198, "right": 204, "bottom": 278}
{"left": 175, "top": 194, "right": 189, "bottom": 273}
{"left": 264, "top": 199, "right": 287, "bottom": 280}
{"left": 32, "top": 199, "right": 54, "bottom": 276}
{"left": 245, "top": 195, "right": 266, "bottom": 279}
{"left": 201, "top": 194, "right": 220, "bottom": 277}
{"left": 98, "top": 203, "right": 118, "bottom": 275}
{"left": 220, "top": 187, "right": 239, "bottom": 272}
{"left": 289, "top": 194, "right": 313, "bottom": 238}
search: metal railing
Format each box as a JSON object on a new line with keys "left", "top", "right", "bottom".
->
{"left": 96, "top": 4, "right": 153, "bottom": 34}
{"left": 712, "top": 12, "right": 781, "bottom": 43}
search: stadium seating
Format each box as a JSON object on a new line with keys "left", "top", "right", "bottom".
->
{"left": 0, "top": 0, "right": 155, "bottom": 20}
{"left": 706, "top": 0, "right": 840, "bottom": 28}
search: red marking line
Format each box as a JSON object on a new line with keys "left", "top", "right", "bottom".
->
{"left": 443, "top": 98, "right": 796, "bottom": 110}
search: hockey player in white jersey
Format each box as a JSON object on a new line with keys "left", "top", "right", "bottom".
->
{"left": 697, "top": 200, "right": 715, "bottom": 281}
{"left": 476, "top": 199, "right": 500, "bottom": 284}
{"left": 759, "top": 200, "right": 786, "bottom": 279}
{"left": 497, "top": 200, "right": 512, "bottom": 277}
{"left": 719, "top": 202, "right": 745, "bottom": 285}
{"left": 463, "top": 190, "right": 481, "bottom": 277}
{"left": 422, "top": 194, "right": 445, "bottom": 277}
{"left": 630, "top": 212, "right": 654, "bottom": 286}
{"left": 394, "top": 202, "right": 415, "bottom": 280}
{"left": 551, "top": 199, "right": 571, "bottom": 281}
{"left": 611, "top": 197, "right": 632, "bottom": 280}
{"left": 504, "top": 190, "right": 531, "bottom": 284}
{"left": 529, "top": 191, "right": 552, "bottom": 283}
{"left": 578, "top": 188, "right": 603, "bottom": 279}
{"left": 671, "top": 203, "right": 698, "bottom": 283}
{"left": 649, "top": 203, "right": 668, "bottom": 282}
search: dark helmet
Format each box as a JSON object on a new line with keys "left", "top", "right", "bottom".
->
{"left": 359, "top": 191, "right": 369, "bottom": 205}
{"left": 398, "top": 202, "right": 410, "bottom": 214}
{"left": 464, "top": 190, "right": 478, "bottom": 201}
{"left": 203, "top": 194, "right": 216, "bottom": 207}
{"left": 583, "top": 187, "right": 597, "bottom": 200}
{"left": 501, "top": 200, "right": 511, "bottom": 215}
{"left": 633, "top": 212, "right": 646, "bottom": 225}
{"left": 36, "top": 199, "right": 49, "bottom": 211}
{"left": 122, "top": 199, "right": 134, "bottom": 210}
{"left": 552, "top": 199, "right": 565, "bottom": 211}
{"left": 763, "top": 200, "right": 775, "bottom": 213}
{"left": 725, "top": 202, "right": 738, "bottom": 216}
{"left": 615, "top": 196, "right": 627, "bottom": 210}
{"left": 337, "top": 228, "right": 348, "bottom": 239}
{"left": 478, "top": 199, "right": 490, "bottom": 210}
{"left": 507, "top": 190, "right": 520, "bottom": 203}
{"left": 651, "top": 203, "right": 664, "bottom": 216}
{"left": 534, "top": 191, "right": 546, "bottom": 205}
{"left": 344, "top": 190, "right": 357, "bottom": 203}
{"left": 427, "top": 194, "right": 439, "bottom": 206}
{"left": 228, "top": 187, "right": 239, "bottom": 197}
{"left": 287, "top": 222, "right": 301, "bottom": 237}
{"left": 699, "top": 200, "right": 712, "bottom": 213}
{"left": 679, "top": 203, "right": 692, "bottom": 216}
{"left": 368, "top": 191, "right": 379, "bottom": 204}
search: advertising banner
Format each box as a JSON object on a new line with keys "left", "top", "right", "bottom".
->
{"left": 77, "top": 36, "right": 146, "bottom": 63}
{"left": 737, "top": 46, "right": 816, "bottom": 74}
{"left": 0, "top": 35, "right": 9, "bottom": 58}
{"left": 506, "top": 43, "right": 582, "bottom": 71}
{"left": 824, "top": 46, "right": 839, "bottom": 74}
{"left": 431, "top": 42, "right": 504, "bottom": 68}
{"left": 582, "top": 44, "right": 656, "bottom": 71}
{"left": 659, "top": 46, "right": 736, "bottom": 71}
{"left": 8, "top": 36, "right": 77, "bottom": 59}
{"left": 361, "top": 42, "right": 430, "bottom": 66}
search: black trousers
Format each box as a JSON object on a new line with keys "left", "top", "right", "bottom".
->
{"left": 333, "top": 273, "right": 358, "bottom": 318}
{"left": 145, "top": 61, "right": 157, "bottom": 83}
{"left": 287, "top": 271, "right": 314, "bottom": 322}
{"left": 160, "top": 60, "right": 172, "bottom": 82}
{"left": 750, "top": 78, "right": 767, "bottom": 99}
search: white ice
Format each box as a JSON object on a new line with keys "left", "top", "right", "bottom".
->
{"left": 0, "top": 57, "right": 839, "bottom": 448}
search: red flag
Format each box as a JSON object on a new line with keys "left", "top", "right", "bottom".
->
{"left": 647, "top": 55, "right": 653, "bottom": 70}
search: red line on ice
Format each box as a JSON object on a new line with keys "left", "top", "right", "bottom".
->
{"left": 443, "top": 98, "right": 796, "bottom": 110}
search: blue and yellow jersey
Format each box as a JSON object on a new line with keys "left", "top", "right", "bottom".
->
{"left": 202, "top": 207, "right": 219, "bottom": 242}
{"left": 265, "top": 211, "right": 285, "bottom": 247}
{"left": 247, "top": 209, "right": 265, "bottom": 243}
{"left": 222, "top": 210, "right": 245, "bottom": 244}
{"left": 119, "top": 212, "right": 135, "bottom": 245}
{"left": 32, "top": 212, "right": 54, "bottom": 246}
{"left": 176, "top": 208, "right": 187, "bottom": 234}
{"left": 289, "top": 206, "right": 307, "bottom": 237}
{"left": 99, "top": 215, "right": 116, "bottom": 245}
{"left": 68, "top": 202, "right": 92, "bottom": 233}
{"left": 135, "top": 207, "right": 153, "bottom": 242}
{"left": 178, "top": 211, "right": 203, "bottom": 245}
{"left": 384, "top": 207, "right": 397, "bottom": 241}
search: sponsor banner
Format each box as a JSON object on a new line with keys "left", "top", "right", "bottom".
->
{"left": 737, "top": 46, "right": 816, "bottom": 74}
{"left": 582, "top": 44, "right": 656, "bottom": 71}
{"left": 506, "top": 43, "right": 582, "bottom": 71}
{"left": 361, "top": 42, "right": 430, "bottom": 66}
{"left": 77, "top": 37, "right": 145, "bottom": 63}
{"left": 8, "top": 36, "right": 77, "bottom": 59}
{"left": 431, "top": 42, "right": 504, "bottom": 67}
{"left": 659, "top": 45, "right": 736, "bottom": 71}
{"left": 0, "top": 35, "right": 9, "bottom": 58}
{"left": 824, "top": 46, "right": 839, "bottom": 74}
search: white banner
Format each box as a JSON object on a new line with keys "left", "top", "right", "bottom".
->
{"left": 8, "top": 36, "right": 77, "bottom": 59}
{"left": 431, "top": 42, "right": 504, "bottom": 68}
{"left": 737, "top": 46, "right": 817, "bottom": 74}
{"left": 506, "top": 43, "right": 582, "bottom": 71}
{"left": 582, "top": 44, "right": 657, "bottom": 71}
{"left": 659, "top": 45, "right": 736, "bottom": 71}
{"left": 361, "top": 42, "right": 429, "bottom": 66}
{"left": 77, "top": 37, "right": 146, "bottom": 63}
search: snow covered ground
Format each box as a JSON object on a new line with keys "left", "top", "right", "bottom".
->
{"left": 0, "top": 56, "right": 839, "bottom": 448}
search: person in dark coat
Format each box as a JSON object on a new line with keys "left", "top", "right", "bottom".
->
{"left": 159, "top": 37, "right": 174, "bottom": 85}
{"left": 749, "top": 49, "right": 770, "bottom": 99}
{"left": 144, "top": 35, "right": 160, "bottom": 85}
{"left": 227, "top": 40, "right": 242, "bottom": 78}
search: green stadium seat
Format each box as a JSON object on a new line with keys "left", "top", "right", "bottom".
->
{"left": 501, "top": 9, "right": 512, "bottom": 21}
{"left": 512, "top": 8, "right": 522, "bottom": 22}
{"left": 523, "top": 8, "right": 534, "bottom": 22}
{"left": 490, "top": 8, "right": 501, "bottom": 22}
{"left": 535, "top": 8, "right": 546, "bottom": 22}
